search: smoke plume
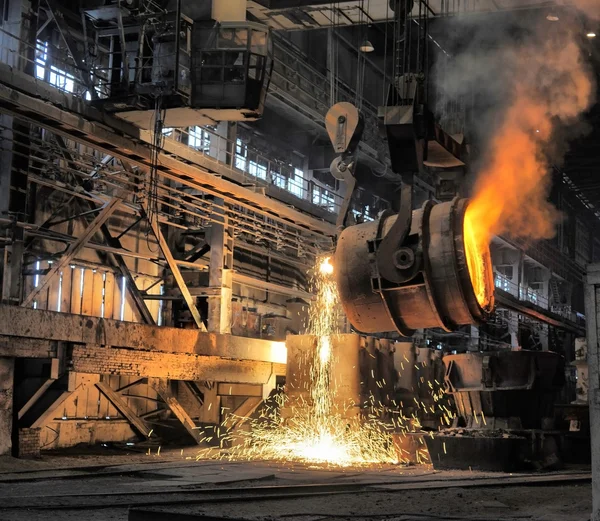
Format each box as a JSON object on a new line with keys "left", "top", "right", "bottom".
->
{"left": 435, "top": 6, "right": 596, "bottom": 246}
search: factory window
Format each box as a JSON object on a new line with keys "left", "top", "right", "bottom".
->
{"left": 288, "top": 168, "right": 305, "bottom": 198}
{"left": 494, "top": 273, "right": 510, "bottom": 293}
{"left": 248, "top": 160, "right": 267, "bottom": 180}
{"left": 49, "top": 66, "right": 75, "bottom": 93}
{"left": 272, "top": 170, "right": 287, "bottom": 189}
{"left": 235, "top": 138, "right": 247, "bottom": 171}
{"left": 351, "top": 205, "right": 374, "bottom": 223}
{"left": 34, "top": 40, "right": 75, "bottom": 94}
{"left": 188, "top": 126, "right": 210, "bottom": 151}
{"left": 312, "top": 184, "right": 335, "bottom": 212}
{"left": 35, "top": 41, "right": 48, "bottom": 80}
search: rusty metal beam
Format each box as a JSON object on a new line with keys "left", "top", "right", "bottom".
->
{"left": 148, "top": 378, "right": 201, "bottom": 444}
{"left": 51, "top": 134, "right": 155, "bottom": 325}
{"left": 143, "top": 206, "right": 207, "bottom": 332}
{"left": 72, "top": 344, "right": 284, "bottom": 384}
{"left": 0, "top": 304, "right": 288, "bottom": 364}
{"left": 22, "top": 197, "right": 121, "bottom": 307}
{"left": 232, "top": 272, "right": 312, "bottom": 300}
{"left": 95, "top": 382, "right": 152, "bottom": 438}
{"left": 495, "top": 289, "right": 585, "bottom": 336}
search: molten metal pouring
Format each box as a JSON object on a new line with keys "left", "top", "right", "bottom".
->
{"left": 335, "top": 198, "right": 494, "bottom": 335}
{"left": 198, "top": 256, "right": 402, "bottom": 467}
{"left": 463, "top": 206, "right": 494, "bottom": 311}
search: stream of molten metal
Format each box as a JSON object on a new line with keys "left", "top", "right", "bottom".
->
{"left": 250, "top": 255, "right": 399, "bottom": 466}
{"left": 463, "top": 207, "right": 493, "bottom": 310}
{"left": 197, "top": 255, "right": 406, "bottom": 467}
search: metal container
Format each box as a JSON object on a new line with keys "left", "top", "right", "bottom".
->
{"left": 444, "top": 350, "right": 565, "bottom": 430}
{"left": 282, "top": 334, "right": 397, "bottom": 420}
{"left": 335, "top": 198, "right": 494, "bottom": 335}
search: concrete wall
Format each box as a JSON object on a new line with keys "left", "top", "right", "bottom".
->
{"left": 0, "top": 358, "right": 14, "bottom": 455}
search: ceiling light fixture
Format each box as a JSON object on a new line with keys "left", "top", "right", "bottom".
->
{"left": 546, "top": 12, "right": 559, "bottom": 22}
{"left": 587, "top": 31, "right": 597, "bottom": 38}
{"left": 359, "top": 39, "right": 374, "bottom": 53}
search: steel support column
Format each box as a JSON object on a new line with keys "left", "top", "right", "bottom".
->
{"left": 143, "top": 205, "right": 207, "bottom": 332}
{"left": 208, "top": 199, "right": 233, "bottom": 334}
{"left": 585, "top": 264, "right": 600, "bottom": 521}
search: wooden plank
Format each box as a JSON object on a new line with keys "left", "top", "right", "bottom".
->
{"left": 112, "top": 274, "right": 123, "bottom": 320}
{"left": 233, "top": 396, "right": 262, "bottom": 419}
{"left": 217, "top": 383, "right": 263, "bottom": 397}
{"left": 70, "top": 267, "right": 83, "bottom": 314}
{"left": 96, "top": 382, "right": 152, "bottom": 438}
{"left": 123, "top": 280, "right": 135, "bottom": 322}
{"left": 223, "top": 396, "right": 262, "bottom": 431}
{"left": 148, "top": 378, "right": 201, "bottom": 444}
{"left": 59, "top": 267, "right": 72, "bottom": 313}
{"left": 88, "top": 379, "right": 102, "bottom": 419}
{"left": 121, "top": 376, "right": 147, "bottom": 416}
{"left": 46, "top": 265, "right": 60, "bottom": 312}
{"left": 103, "top": 271, "right": 115, "bottom": 319}
{"left": 18, "top": 378, "right": 55, "bottom": 420}
{"left": 22, "top": 198, "right": 121, "bottom": 307}
{"left": 31, "top": 388, "right": 80, "bottom": 429}
{"left": 91, "top": 270, "right": 105, "bottom": 317}
{"left": 63, "top": 383, "right": 79, "bottom": 419}
{"left": 106, "top": 375, "right": 119, "bottom": 418}
{"left": 80, "top": 268, "right": 94, "bottom": 316}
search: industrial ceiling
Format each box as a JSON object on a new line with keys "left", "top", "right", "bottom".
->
{"left": 248, "top": 0, "right": 583, "bottom": 30}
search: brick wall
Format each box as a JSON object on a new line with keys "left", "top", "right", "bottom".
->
{"left": 71, "top": 344, "right": 282, "bottom": 384}
{"left": 18, "top": 428, "right": 41, "bottom": 458}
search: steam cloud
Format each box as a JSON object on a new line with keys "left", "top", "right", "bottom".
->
{"left": 435, "top": 4, "right": 597, "bottom": 246}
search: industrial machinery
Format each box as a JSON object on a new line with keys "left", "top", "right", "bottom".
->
{"left": 84, "top": 0, "right": 273, "bottom": 129}
{"left": 328, "top": 96, "right": 567, "bottom": 467}
{"left": 325, "top": 28, "right": 566, "bottom": 470}
{"left": 324, "top": 102, "right": 364, "bottom": 230}
{"left": 335, "top": 197, "right": 494, "bottom": 336}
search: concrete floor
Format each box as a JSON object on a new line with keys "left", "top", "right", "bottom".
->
{"left": 0, "top": 448, "right": 592, "bottom": 521}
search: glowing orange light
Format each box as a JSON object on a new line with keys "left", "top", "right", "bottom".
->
{"left": 319, "top": 256, "right": 334, "bottom": 275}
{"left": 463, "top": 206, "right": 494, "bottom": 311}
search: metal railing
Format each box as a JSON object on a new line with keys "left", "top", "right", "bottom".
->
{"left": 163, "top": 126, "right": 343, "bottom": 215}
{"left": 0, "top": 28, "right": 344, "bottom": 217}
{"left": 0, "top": 119, "right": 332, "bottom": 260}
{"left": 494, "top": 273, "right": 549, "bottom": 310}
